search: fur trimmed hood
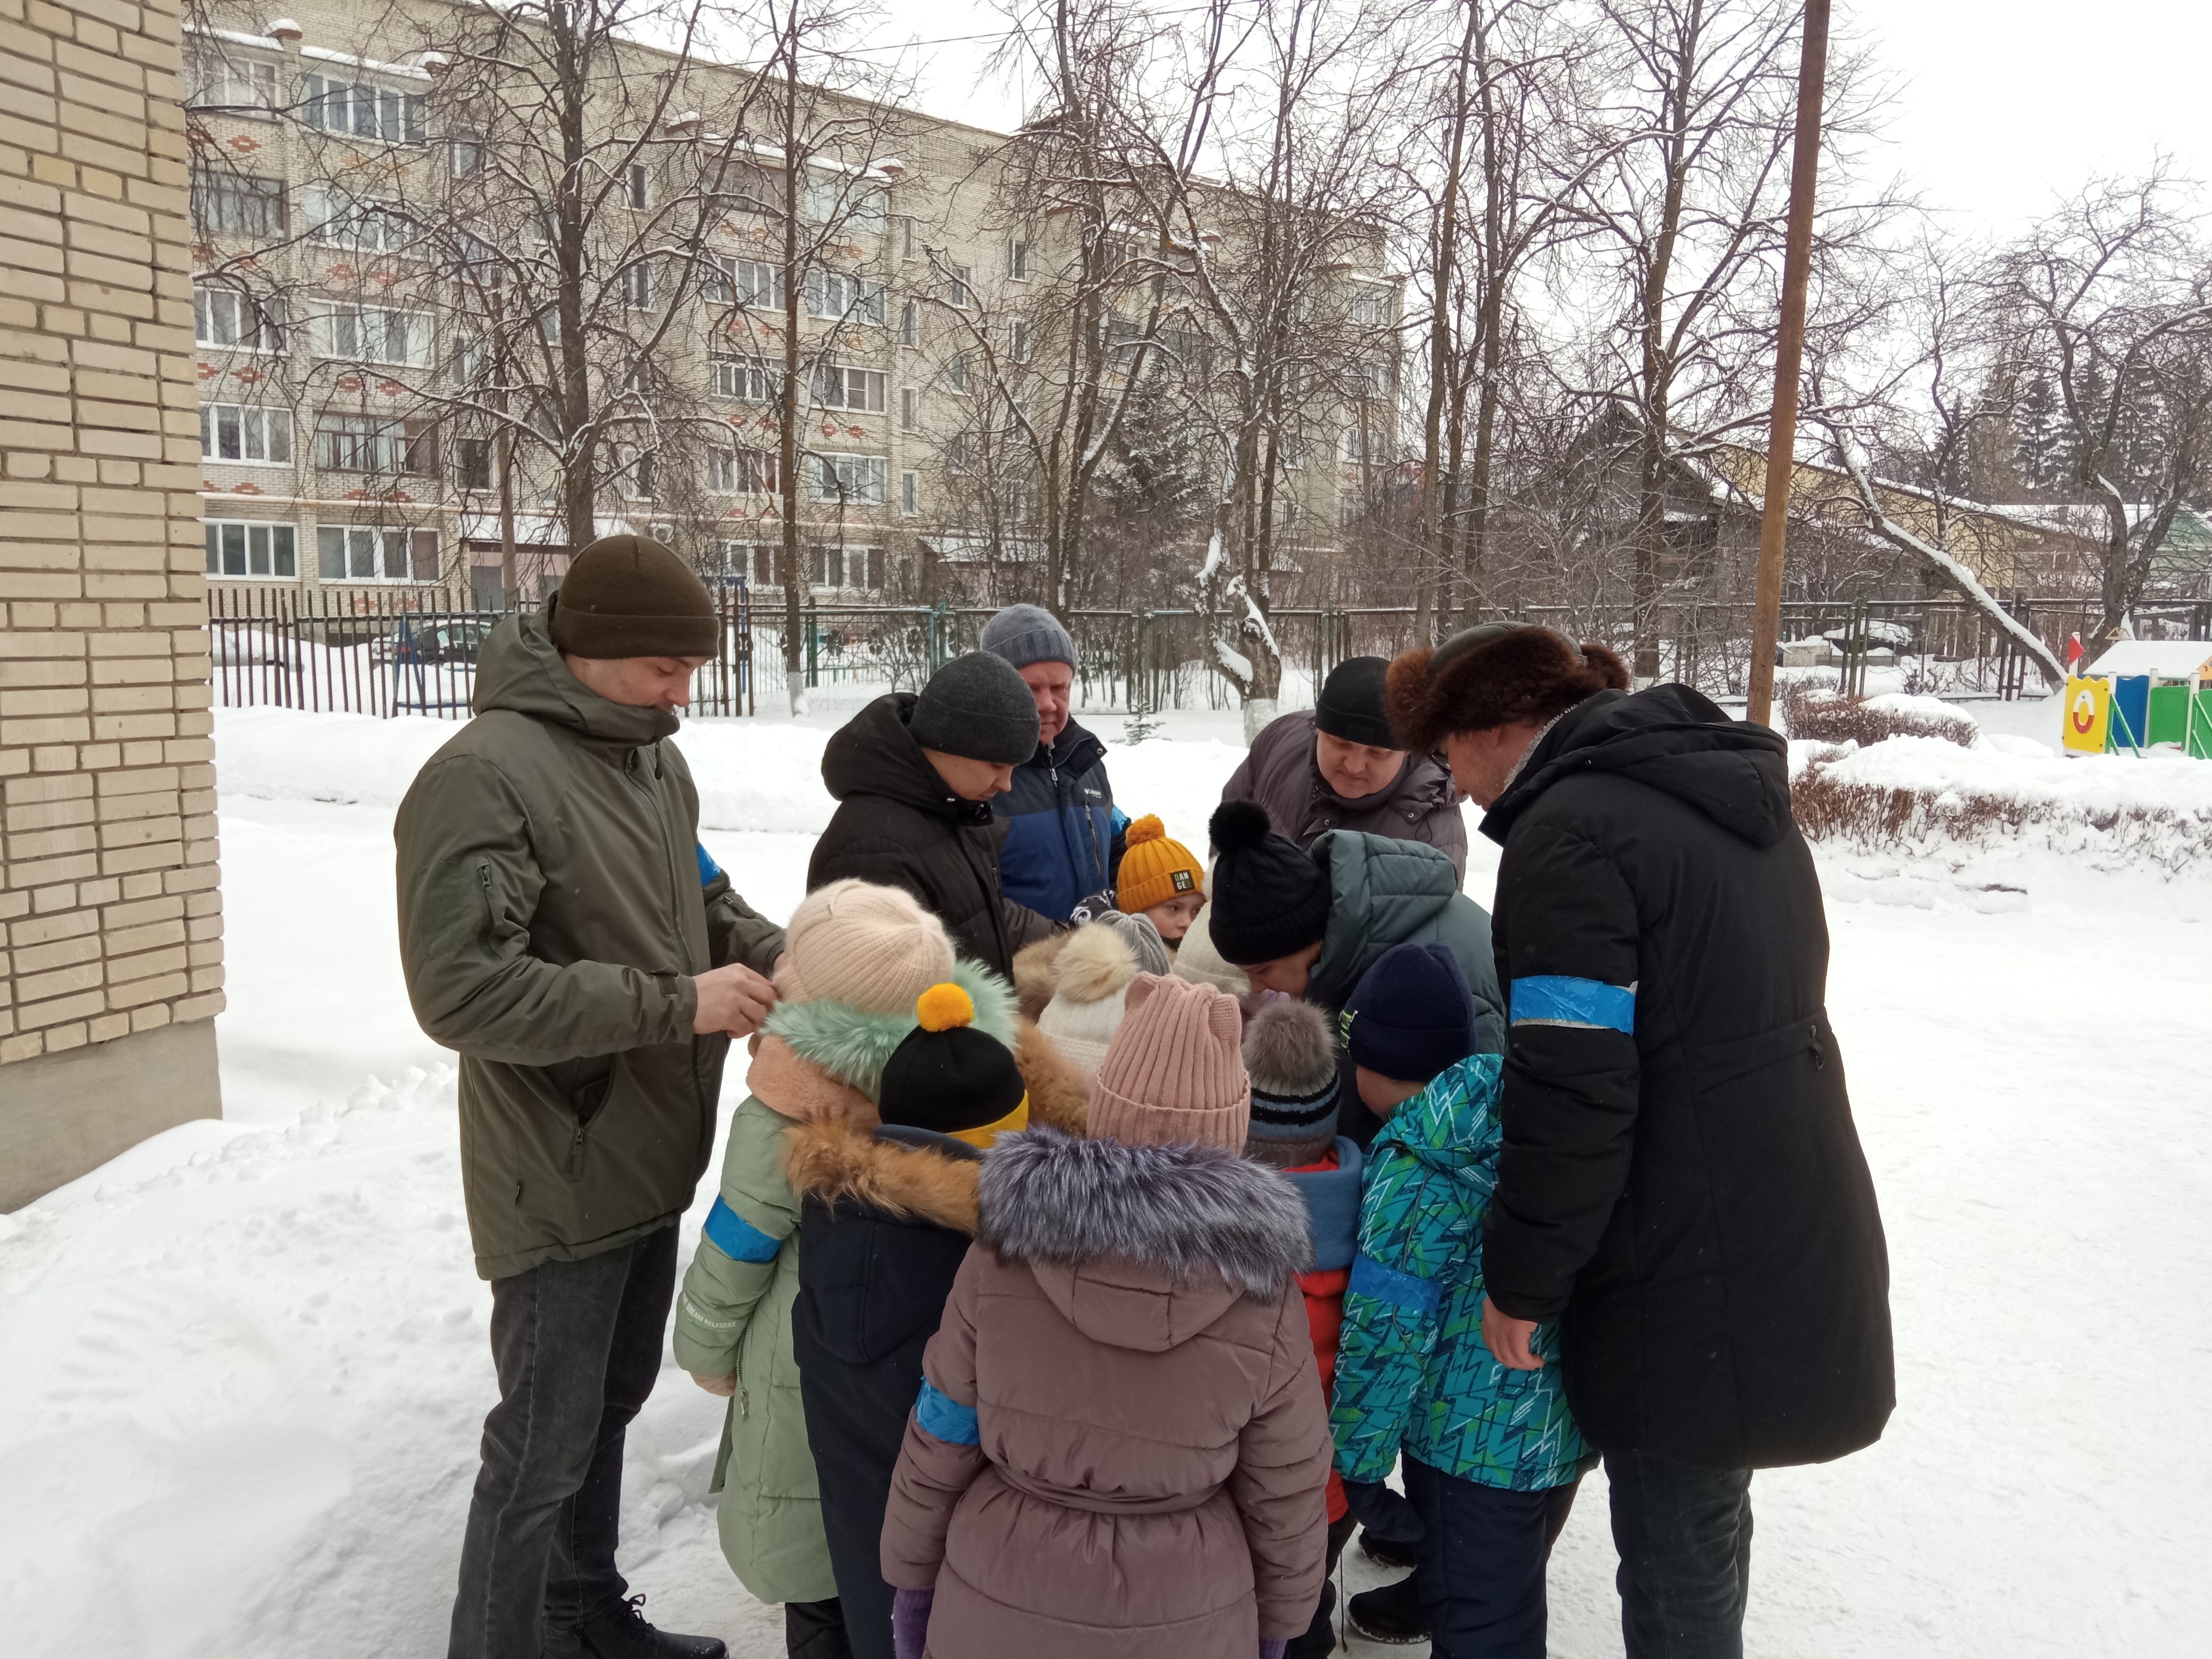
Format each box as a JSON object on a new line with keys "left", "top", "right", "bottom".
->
{"left": 780, "top": 1018, "right": 1090, "bottom": 1227}
{"left": 978, "top": 1127, "right": 1312, "bottom": 1302}
{"left": 764, "top": 955, "right": 1017, "bottom": 1102}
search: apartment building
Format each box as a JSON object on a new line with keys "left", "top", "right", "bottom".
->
{"left": 182, "top": 1, "right": 1398, "bottom": 612}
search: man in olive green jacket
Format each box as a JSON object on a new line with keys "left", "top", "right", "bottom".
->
{"left": 397, "top": 537, "right": 784, "bottom": 1659}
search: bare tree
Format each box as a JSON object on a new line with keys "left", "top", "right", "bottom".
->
{"left": 1989, "top": 167, "right": 2212, "bottom": 638}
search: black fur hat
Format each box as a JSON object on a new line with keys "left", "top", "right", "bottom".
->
{"left": 1386, "top": 625, "right": 1630, "bottom": 753}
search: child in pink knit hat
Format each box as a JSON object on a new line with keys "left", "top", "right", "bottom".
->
{"left": 880, "top": 970, "right": 1334, "bottom": 1659}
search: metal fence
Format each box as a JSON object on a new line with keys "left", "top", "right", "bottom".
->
{"left": 207, "top": 584, "right": 2212, "bottom": 720}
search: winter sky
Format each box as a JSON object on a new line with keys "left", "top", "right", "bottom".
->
{"left": 849, "top": 0, "right": 2212, "bottom": 243}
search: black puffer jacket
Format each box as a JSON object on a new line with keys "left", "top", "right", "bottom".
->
{"left": 808, "top": 693, "right": 1060, "bottom": 976}
{"left": 1479, "top": 685, "right": 1893, "bottom": 1470}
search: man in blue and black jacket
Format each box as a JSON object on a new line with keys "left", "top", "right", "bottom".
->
{"left": 980, "top": 604, "right": 1126, "bottom": 920}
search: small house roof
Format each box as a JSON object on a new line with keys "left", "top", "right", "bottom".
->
{"left": 2082, "top": 640, "right": 2212, "bottom": 680}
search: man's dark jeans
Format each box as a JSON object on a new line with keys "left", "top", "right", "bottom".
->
{"left": 1403, "top": 1457, "right": 1580, "bottom": 1658}
{"left": 1605, "top": 1451, "right": 1755, "bottom": 1659}
{"left": 449, "top": 1226, "right": 680, "bottom": 1659}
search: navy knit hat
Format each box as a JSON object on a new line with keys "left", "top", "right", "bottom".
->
{"left": 1343, "top": 943, "right": 1477, "bottom": 1084}
{"left": 1206, "top": 799, "right": 1331, "bottom": 967}
{"left": 979, "top": 602, "right": 1077, "bottom": 671}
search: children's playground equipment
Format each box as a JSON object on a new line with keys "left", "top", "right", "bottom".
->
{"left": 2062, "top": 641, "right": 2212, "bottom": 758}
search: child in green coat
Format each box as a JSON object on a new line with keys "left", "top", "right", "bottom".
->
{"left": 1330, "top": 943, "right": 1594, "bottom": 1659}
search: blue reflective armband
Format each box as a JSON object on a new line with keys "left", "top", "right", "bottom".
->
{"left": 1510, "top": 975, "right": 1635, "bottom": 1034}
{"left": 696, "top": 842, "right": 724, "bottom": 885}
{"left": 702, "top": 1195, "right": 780, "bottom": 1263}
{"left": 1350, "top": 1252, "right": 1442, "bottom": 1320}
{"left": 915, "top": 1378, "right": 980, "bottom": 1445}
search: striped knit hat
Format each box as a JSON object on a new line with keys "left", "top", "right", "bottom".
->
{"left": 1087, "top": 973, "right": 1251, "bottom": 1151}
{"left": 1240, "top": 998, "right": 1341, "bottom": 1169}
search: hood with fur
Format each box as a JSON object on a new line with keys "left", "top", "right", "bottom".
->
{"left": 781, "top": 1021, "right": 1090, "bottom": 1229}
{"left": 978, "top": 1127, "right": 1312, "bottom": 1314}
{"left": 764, "top": 954, "right": 1017, "bottom": 1102}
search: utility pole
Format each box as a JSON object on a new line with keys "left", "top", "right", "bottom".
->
{"left": 1745, "top": 0, "right": 1829, "bottom": 728}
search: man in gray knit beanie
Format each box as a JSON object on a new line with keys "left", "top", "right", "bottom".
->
{"left": 979, "top": 603, "right": 1126, "bottom": 922}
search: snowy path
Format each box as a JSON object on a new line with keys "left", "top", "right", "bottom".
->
{"left": 1, "top": 709, "right": 2207, "bottom": 1657}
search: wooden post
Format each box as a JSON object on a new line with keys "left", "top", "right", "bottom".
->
{"left": 1746, "top": 0, "right": 1830, "bottom": 728}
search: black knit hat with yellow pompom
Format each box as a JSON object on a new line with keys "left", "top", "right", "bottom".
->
{"left": 878, "top": 983, "right": 1029, "bottom": 1140}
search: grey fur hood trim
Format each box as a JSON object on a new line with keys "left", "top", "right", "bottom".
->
{"left": 977, "top": 1127, "right": 1313, "bottom": 1297}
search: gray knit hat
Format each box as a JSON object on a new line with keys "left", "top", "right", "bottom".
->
{"left": 909, "top": 650, "right": 1041, "bottom": 764}
{"left": 980, "top": 602, "right": 1077, "bottom": 671}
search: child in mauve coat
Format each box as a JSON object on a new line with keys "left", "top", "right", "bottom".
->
{"left": 1241, "top": 998, "right": 1363, "bottom": 1659}
{"left": 879, "top": 973, "right": 1334, "bottom": 1659}
{"left": 1330, "top": 944, "right": 1594, "bottom": 1659}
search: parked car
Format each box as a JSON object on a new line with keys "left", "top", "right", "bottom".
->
{"left": 375, "top": 617, "right": 496, "bottom": 669}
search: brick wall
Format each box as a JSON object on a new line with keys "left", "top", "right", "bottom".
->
{"left": 0, "top": 0, "right": 225, "bottom": 1070}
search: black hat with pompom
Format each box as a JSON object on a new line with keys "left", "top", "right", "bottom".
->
{"left": 1207, "top": 799, "right": 1333, "bottom": 967}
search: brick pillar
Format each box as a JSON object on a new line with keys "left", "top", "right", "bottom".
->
{"left": 0, "top": 0, "right": 224, "bottom": 1209}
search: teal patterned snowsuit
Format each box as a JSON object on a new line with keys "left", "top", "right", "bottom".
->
{"left": 1330, "top": 1053, "right": 1592, "bottom": 1491}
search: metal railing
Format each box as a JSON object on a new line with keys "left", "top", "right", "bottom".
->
{"left": 206, "top": 585, "right": 2211, "bottom": 719}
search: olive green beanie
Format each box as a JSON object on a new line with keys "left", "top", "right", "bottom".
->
{"left": 548, "top": 533, "right": 717, "bottom": 659}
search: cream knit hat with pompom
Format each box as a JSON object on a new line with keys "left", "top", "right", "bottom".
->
{"left": 778, "top": 879, "right": 956, "bottom": 1013}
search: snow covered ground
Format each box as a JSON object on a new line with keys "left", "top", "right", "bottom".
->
{"left": 2, "top": 697, "right": 2208, "bottom": 1658}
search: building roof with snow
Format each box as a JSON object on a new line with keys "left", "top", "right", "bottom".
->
{"left": 2080, "top": 641, "right": 2212, "bottom": 681}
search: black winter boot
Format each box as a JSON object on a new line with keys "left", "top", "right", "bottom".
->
{"left": 1359, "top": 1526, "right": 1420, "bottom": 1571}
{"left": 546, "top": 1596, "right": 728, "bottom": 1659}
{"left": 1345, "top": 1571, "right": 1429, "bottom": 1645}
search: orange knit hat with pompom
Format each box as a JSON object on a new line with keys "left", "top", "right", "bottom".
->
{"left": 1114, "top": 815, "right": 1205, "bottom": 916}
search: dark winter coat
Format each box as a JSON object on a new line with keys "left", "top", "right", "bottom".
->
{"left": 1305, "top": 830, "right": 1506, "bottom": 1147}
{"left": 394, "top": 613, "right": 784, "bottom": 1279}
{"left": 992, "top": 717, "right": 1125, "bottom": 921}
{"left": 785, "top": 1028, "right": 1088, "bottom": 1659}
{"left": 1224, "top": 709, "right": 1469, "bottom": 881}
{"left": 880, "top": 1129, "right": 1334, "bottom": 1656}
{"left": 1479, "top": 684, "right": 1895, "bottom": 1470}
{"left": 808, "top": 693, "right": 1061, "bottom": 977}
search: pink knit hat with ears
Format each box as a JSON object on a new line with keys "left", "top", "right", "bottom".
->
{"left": 1087, "top": 973, "right": 1251, "bottom": 1151}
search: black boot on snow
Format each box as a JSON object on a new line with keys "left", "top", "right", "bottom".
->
{"left": 1359, "top": 1526, "right": 1420, "bottom": 1571}
{"left": 1285, "top": 1578, "right": 1338, "bottom": 1658}
{"left": 549, "top": 1596, "right": 728, "bottom": 1659}
{"left": 1345, "top": 1571, "right": 1429, "bottom": 1645}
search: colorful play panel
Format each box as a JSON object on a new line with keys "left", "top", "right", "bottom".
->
{"left": 2063, "top": 642, "right": 2212, "bottom": 758}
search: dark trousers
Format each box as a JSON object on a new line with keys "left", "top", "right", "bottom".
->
{"left": 784, "top": 1597, "right": 852, "bottom": 1658}
{"left": 1605, "top": 1451, "right": 1754, "bottom": 1659}
{"left": 448, "top": 1227, "right": 680, "bottom": 1659}
{"left": 1404, "top": 1457, "right": 1580, "bottom": 1659}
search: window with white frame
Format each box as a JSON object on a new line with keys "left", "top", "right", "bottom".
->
{"left": 194, "top": 286, "right": 282, "bottom": 350}
{"left": 450, "top": 133, "right": 486, "bottom": 177}
{"left": 200, "top": 403, "right": 292, "bottom": 464}
{"left": 317, "top": 525, "right": 439, "bottom": 582}
{"left": 896, "top": 216, "right": 917, "bottom": 259}
{"left": 619, "top": 261, "right": 654, "bottom": 308}
{"left": 624, "top": 164, "right": 651, "bottom": 210}
{"left": 1007, "top": 319, "right": 1030, "bottom": 363}
{"left": 804, "top": 544, "right": 883, "bottom": 589}
{"left": 457, "top": 437, "right": 492, "bottom": 490}
{"left": 900, "top": 469, "right": 918, "bottom": 516}
{"left": 710, "top": 354, "right": 776, "bottom": 403}
{"left": 1009, "top": 240, "right": 1029, "bottom": 280}
{"left": 1347, "top": 359, "right": 1390, "bottom": 398}
{"left": 900, "top": 387, "right": 919, "bottom": 431}
{"left": 1348, "top": 284, "right": 1393, "bottom": 328}
{"left": 945, "top": 432, "right": 970, "bottom": 473}
{"left": 899, "top": 299, "right": 919, "bottom": 347}
{"left": 1338, "top": 424, "right": 1379, "bottom": 464}
{"left": 703, "top": 255, "right": 784, "bottom": 308}
{"left": 309, "top": 301, "right": 432, "bottom": 366}
{"left": 948, "top": 353, "right": 969, "bottom": 394}
{"left": 946, "top": 264, "right": 971, "bottom": 308}
{"left": 190, "top": 171, "right": 284, "bottom": 238}
{"left": 203, "top": 519, "right": 296, "bottom": 577}
{"left": 706, "top": 449, "right": 777, "bottom": 493}
{"left": 303, "top": 186, "right": 413, "bottom": 253}
{"left": 617, "top": 446, "right": 658, "bottom": 499}
{"left": 315, "top": 412, "right": 438, "bottom": 474}
{"left": 185, "top": 48, "right": 278, "bottom": 113}
{"left": 810, "top": 452, "right": 886, "bottom": 505}
{"left": 302, "top": 73, "right": 426, "bottom": 144}
{"left": 806, "top": 269, "right": 887, "bottom": 325}
{"left": 802, "top": 174, "right": 887, "bottom": 233}
{"left": 812, "top": 364, "right": 885, "bottom": 413}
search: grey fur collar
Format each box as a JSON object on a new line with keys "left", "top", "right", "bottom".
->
{"left": 977, "top": 1128, "right": 1313, "bottom": 1297}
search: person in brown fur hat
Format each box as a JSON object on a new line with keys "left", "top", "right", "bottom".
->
{"left": 1380, "top": 622, "right": 1894, "bottom": 1659}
